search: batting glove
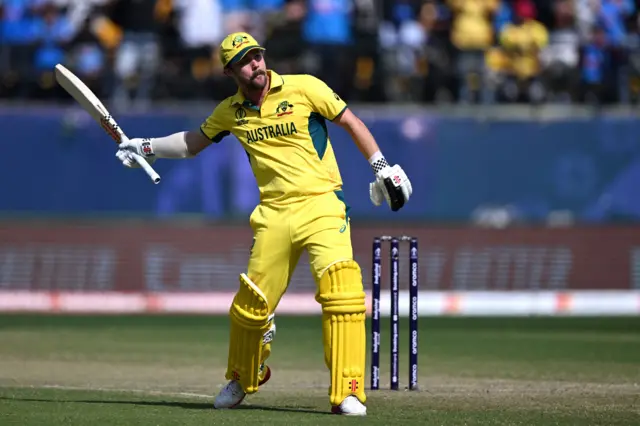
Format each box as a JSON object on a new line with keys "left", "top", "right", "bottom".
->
{"left": 369, "top": 157, "right": 412, "bottom": 212}
{"left": 116, "top": 138, "right": 157, "bottom": 168}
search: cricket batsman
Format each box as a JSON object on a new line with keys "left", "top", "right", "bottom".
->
{"left": 115, "top": 32, "right": 413, "bottom": 415}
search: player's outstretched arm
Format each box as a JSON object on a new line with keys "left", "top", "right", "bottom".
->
{"left": 115, "top": 130, "right": 213, "bottom": 168}
{"left": 334, "top": 108, "right": 413, "bottom": 212}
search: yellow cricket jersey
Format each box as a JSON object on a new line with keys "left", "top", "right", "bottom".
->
{"left": 200, "top": 70, "right": 348, "bottom": 207}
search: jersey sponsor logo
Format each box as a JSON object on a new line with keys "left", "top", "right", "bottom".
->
{"left": 235, "top": 107, "right": 248, "bottom": 125}
{"left": 333, "top": 92, "right": 341, "bottom": 101}
{"left": 246, "top": 122, "right": 298, "bottom": 143}
{"left": 276, "top": 100, "right": 294, "bottom": 117}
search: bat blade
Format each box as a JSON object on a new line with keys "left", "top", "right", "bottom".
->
{"left": 54, "top": 64, "right": 160, "bottom": 184}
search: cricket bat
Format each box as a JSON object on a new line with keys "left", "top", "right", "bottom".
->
{"left": 54, "top": 64, "right": 161, "bottom": 184}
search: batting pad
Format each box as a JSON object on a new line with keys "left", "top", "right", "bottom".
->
{"left": 226, "top": 273, "right": 271, "bottom": 394}
{"left": 316, "top": 260, "right": 367, "bottom": 405}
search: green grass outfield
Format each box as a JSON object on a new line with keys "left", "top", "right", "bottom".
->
{"left": 0, "top": 315, "right": 638, "bottom": 425}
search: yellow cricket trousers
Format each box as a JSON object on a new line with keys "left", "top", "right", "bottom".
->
{"left": 246, "top": 190, "right": 353, "bottom": 313}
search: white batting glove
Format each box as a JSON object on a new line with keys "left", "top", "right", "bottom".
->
{"left": 369, "top": 181, "right": 385, "bottom": 207}
{"left": 369, "top": 157, "right": 412, "bottom": 212}
{"left": 115, "top": 138, "right": 157, "bottom": 168}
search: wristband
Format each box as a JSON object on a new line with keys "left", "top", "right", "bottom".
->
{"left": 369, "top": 152, "right": 389, "bottom": 174}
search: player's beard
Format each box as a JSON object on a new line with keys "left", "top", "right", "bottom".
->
{"left": 248, "top": 70, "right": 267, "bottom": 90}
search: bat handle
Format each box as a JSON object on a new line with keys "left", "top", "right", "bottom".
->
{"left": 131, "top": 152, "right": 161, "bottom": 184}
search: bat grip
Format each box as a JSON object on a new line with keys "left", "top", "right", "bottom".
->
{"left": 131, "top": 153, "right": 161, "bottom": 184}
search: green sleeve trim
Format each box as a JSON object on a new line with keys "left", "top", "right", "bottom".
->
{"left": 330, "top": 105, "right": 347, "bottom": 121}
{"left": 201, "top": 127, "right": 230, "bottom": 143}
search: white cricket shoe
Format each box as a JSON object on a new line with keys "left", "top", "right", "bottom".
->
{"left": 213, "top": 365, "right": 271, "bottom": 409}
{"left": 213, "top": 380, "right": 246, "bottom": 409}
{"left": 331, "top": 395, "right": 367, "bottom": 416}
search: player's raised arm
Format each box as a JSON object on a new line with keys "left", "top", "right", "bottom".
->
{"left": 114, "top": 130, "right": 211, "bottom": 167}
{"left": 115, "top": 103, "right": 230, "bottom": 167}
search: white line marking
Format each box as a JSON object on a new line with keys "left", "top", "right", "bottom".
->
{"left": 1, "top": 384, "right": 212, "bottom": 399}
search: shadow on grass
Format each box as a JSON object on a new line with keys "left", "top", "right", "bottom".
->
{"left": 0, "top": 396, "right": 329, "bottom": 415}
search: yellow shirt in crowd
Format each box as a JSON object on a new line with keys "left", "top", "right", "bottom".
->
{"left": 449, "top": 0, "right": 499, "bottom": 50}
{"left": 500, "top": 20, "right": 549, "bottom": 79}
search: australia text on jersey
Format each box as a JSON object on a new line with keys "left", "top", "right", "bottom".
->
{"left": 246, "top": 122, "right": 298, "bottom": 143}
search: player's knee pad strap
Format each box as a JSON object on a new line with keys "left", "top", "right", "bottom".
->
{"left": 316, "top": 260, "right": 367, "bottom": 405}
{"left": 226, "top": 273, "right": 271, "bottom": 394}
{"left": 260, "top": 313, "right": 275, "bottom": 366}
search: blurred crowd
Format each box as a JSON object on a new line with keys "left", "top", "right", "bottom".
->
{"left": 2, "top": 0, "right": 640, "bottom": 107}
